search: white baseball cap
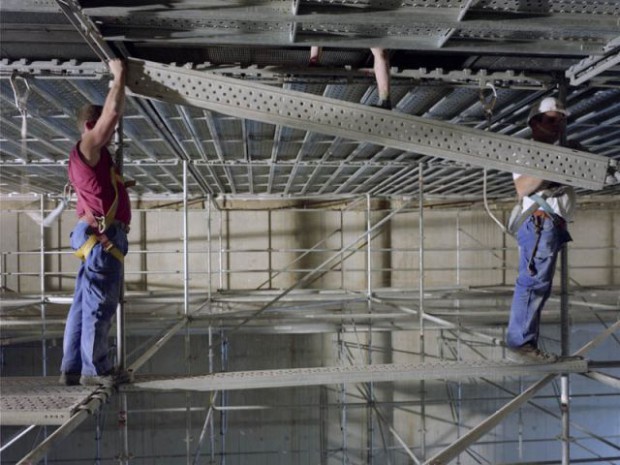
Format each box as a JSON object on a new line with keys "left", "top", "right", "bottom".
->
{"left": 528, "top": 97, "right": 569, "bottom": 124}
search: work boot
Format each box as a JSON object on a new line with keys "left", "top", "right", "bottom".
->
{"left": 79, "top": 374, "right": 114, "bottom": 388}
{"left": 508, "top": 344, "right": 558, "bottom": 363}
{"left": 113, "top": 369, "right": 132, "bottom": 385}
{"left": 371, "top": 99, "right": 392, "bottom": 110}
{"left": 59, "top": 372, "right": 81, "bottom": 386}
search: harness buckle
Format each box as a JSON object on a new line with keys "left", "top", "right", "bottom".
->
{"left": 94, "top": 215, "right": 107, "bottom": 234}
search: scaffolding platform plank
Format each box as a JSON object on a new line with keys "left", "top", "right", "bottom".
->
{"left": 126, "top": 358, "right": 588, "bottom": 392}
{"left": 0, "top": 377, "right": 96, "bottom": 426}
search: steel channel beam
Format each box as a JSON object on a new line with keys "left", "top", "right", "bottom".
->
{"left": 0, "top": 60, "right": 550, "bottom": 90}
{"left": 125, "top": 58, "right": 614, "bottom": 190}
{"left": 567, "top": 41, "right": 620, "bottom": 86}
{"left": 203, "top": 111, "right": 236, "bottom": 193}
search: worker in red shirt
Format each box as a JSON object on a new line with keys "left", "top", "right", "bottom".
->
{"left": 59, "top": 59, "right": 131, "bottom": 387}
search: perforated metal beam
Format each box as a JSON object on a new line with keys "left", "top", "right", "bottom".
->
{"left": 125, "top": 59, "right": 614, "bottom": 191}
{"left": 126, "top": 359, "right": 587, "bottom": 392}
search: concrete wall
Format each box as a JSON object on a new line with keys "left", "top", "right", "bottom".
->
{"left": 1, "top": 199, "right": 618, "bottom": 294}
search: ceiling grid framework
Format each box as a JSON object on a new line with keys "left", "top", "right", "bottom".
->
{"left": 2, "top": 0, "right": 619, "bottom": 197}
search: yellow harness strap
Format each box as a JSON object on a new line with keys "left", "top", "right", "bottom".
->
{"left": 74, "top": 234, "right": 124, "bottom": 263}
{"left": 73, "top": 167, "right": 125, "bottom": 264}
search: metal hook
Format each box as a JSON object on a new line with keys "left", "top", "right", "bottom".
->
{"left": 10, "top": 71, "right": 32, "bottom": 162}
{"left": 63, "top": 182, "right": 73, "bottom": 201}
{"left": 9, "top": 71, "right": 31, "bottom": 111}
{"left": 479, "top": 81, "right": 497, "bottom": 120}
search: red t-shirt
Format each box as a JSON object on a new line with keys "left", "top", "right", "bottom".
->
{"left": 68, "top": 143, "right": 131, "bottom": 225}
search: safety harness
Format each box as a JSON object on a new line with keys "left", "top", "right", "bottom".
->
{"left": 74, "top": 166, "right": 126, "bottom": 264}
{"left": 508, "top": 189, "right": 568, "bottom": 276}
{"left": 506, "top": 186, "right": 567, "bottom": 236}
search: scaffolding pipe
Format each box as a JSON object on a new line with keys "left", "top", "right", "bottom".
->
{"left": 558, "top": 81, "right": 571, "bottom": 465}
{"left": 0, "top": 425, "right": 36, "bottom": 453}
{"left": 340, "top": 210, "right": 345, "bottom": 289}
{"left": 208, "top": 328, "right": 216, "bottom": 462}
{"left": 425, "top": 320, "right": 620, "bottom": 465}
{"left": 364, "top": 386, "right": 421, "bottom": 464}
{"left": 182, "top": 160, "right": 193, "bottom": 465}
{"left": 220, "top": 331, "right": 228, "bottom": 465}
{"left": 456, "top": 212, "right": 460, "bottom": 286}
{"left": 39, "top": 195, "right": 48, "bottom": 465}
{"left": 207, "top": 196, "right": 212, "bottom": 302}
{"left": 192, "top": 401, "right": 217, "bottom": 465}
{"left": 367, "top": 194, "right": 372, "bottom": 299}
{"left": 118, "top": 393, "right": 129, "bottom": 465}
{"left": 419, "top": 163, "right": 427, "bottom": 459}
{"left": 219, "top": 209, "right": 224, "bottom": 290}
{"left": 1, "top": 252, "right": 7, "bottom": 291}
{"left": 17, "top": 387, "right": 113, "bottom": 465}
{"left": 560, "top": 244, "right": 570, "bottom": 465}
{"left": 366, "top": 193, "right": 374, "bottom": 465}
{"left": 338, "top": 329, "right": 348, "bottom": 465}
{"left": 183, "top": 160, "right": 190, "bottom": 318}
{"left": 128, "top": 318, "right": 188, "bottom": 373}
{"left": 115, "top": 118, "right": 126, "bottom": 372}
{"left": 39, "top": 195, "right": 47, "bottom": 377}
{"left": 256, "top": 229, "right": 342, "bottom": 290}
{"left": 228, "top": 198, "right": 414, "bottom": 333}
{"left": 581, "top": 371, "right": 620, "bottom": 390}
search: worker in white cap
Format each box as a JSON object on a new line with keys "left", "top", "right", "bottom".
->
{"left": 506, "top": 97, "right": 576, "bottom": 362}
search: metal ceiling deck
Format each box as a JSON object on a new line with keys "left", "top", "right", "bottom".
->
{"left": 1, "top": 0, "right": 619, "bottom": 199}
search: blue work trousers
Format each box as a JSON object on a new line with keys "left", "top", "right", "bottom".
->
{"left": 506, "top": 215, "right": 571, "bottom": 349}
{"left": 60, "top": 221, "right": 128, "bottom": 376}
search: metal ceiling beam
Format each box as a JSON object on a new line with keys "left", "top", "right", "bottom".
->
{"left": 86, "top": 5, "right": 617, "bottom": 37}
{"left": 0, "top": 159, "right": 418, "bottom": 169}
{"left": 178, "top": 105, "right": 226, "bottom": 193}
{"left": 87, "top": 7, "right": 616, "bottom": 56}
{"left": 203, "top": 111, "right": 236, "bottom": 193}
{"left": 0, "top": 60, "right": 553, "bottom": 90}
{"left": 566, "top": 38, "right": 620, "bottom": 86}
{"left": 126, "top": 59, "right": 614, "bottom": 190}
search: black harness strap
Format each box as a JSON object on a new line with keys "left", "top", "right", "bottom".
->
{"left": 527, "top": 215, "right": 545, "bottom": 276}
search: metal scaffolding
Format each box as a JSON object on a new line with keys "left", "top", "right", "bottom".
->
{"left": 1, "top": 185, "right": 619, "bottom": 464}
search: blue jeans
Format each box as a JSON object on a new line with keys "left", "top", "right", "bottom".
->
{"left": 506, "top": 215, "right": 571, "bottom": 349}
{"left": 61, "top": 221, "right": 128, "bottom": 376}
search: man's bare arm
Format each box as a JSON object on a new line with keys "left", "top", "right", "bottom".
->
{"left": 81, "top": 59, "right": 126, "bottom": 166}
{"left": 514, "top": 175, "right": 546, "bottom": 199}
